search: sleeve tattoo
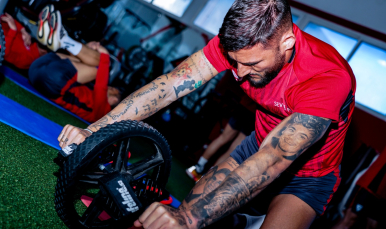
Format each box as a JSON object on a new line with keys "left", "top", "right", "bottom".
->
{"left": 183, "top": 113, "right": 330, "bottom": 228}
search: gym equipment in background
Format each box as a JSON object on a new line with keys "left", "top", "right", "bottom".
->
{"left": 54, "top": 120, "right": 173, "bottom": 228}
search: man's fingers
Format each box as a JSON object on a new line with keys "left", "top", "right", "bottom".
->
{"left": 138, "top": 202, "right": 165, "bottom": 228}
{"left": 58, "top": 125, "right": 69, "bottom": 141}
{"left": 146, "top": 212, "right": 172, "bottom": 229}
{"left": 66, "top": 134, "right": 85, "bottom": 148}
{"left": 138, "top": 202, "right": 160, "bottom": 222}
{"left": 133, "top": 219, "right": 142, "bottom": 228}
{"left": 142, "top": 205, "right": 167, "bottom": 229}
{"left": 58, "top": 125, "right": 93, "bottom": 149}
{"left": 58, "top": 125, "right": 72, "bottom": 143}
{"left": 59, "top": 125, "right": 76, "bottom": 148}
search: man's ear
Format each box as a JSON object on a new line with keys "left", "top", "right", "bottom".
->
{"left": 280, "top": 30, "right": 296, "bottom": 52}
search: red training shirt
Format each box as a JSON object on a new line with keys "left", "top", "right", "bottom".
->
{"left": 203, "top": 24, "right": 356, "bottom": 177}
{"left": 2, "top": 19, "right": 41, "bottom": 69}
{"left": 52, "top": 53, "right": 111, "bottom": 123}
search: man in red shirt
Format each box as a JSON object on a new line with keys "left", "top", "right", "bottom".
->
{"left": 58, "top": 0, "right": 355, "bottom": 228}
{"left": 1, "top": 13, "right": 47, "bottom": 69}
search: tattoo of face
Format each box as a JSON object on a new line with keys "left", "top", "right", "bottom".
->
{"left": 270, "top": 113, "right": 331, "bottom": 161}
{"left": 174, "top": 80, "right": 195, "bottom": 98}
{"left": 184, "top": 165, "right": 231, "bottom": 205}
{"left": 191, "top": 172, "right": 250, "bottom": 228}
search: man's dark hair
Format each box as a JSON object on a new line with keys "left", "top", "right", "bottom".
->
{"left": 219, "top": 0, "right": 293, "bottom": 52}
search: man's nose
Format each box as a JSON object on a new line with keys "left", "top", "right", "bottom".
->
{"left": 237, "top": 64, "right": 251, "bottom": 78}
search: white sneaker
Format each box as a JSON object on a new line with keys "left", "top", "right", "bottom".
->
{"left": 186, "top": 166, "right": 203, "bottom": 182}
{"left": 47, "top": 10, "right": 67, "bottom": 52}
{"left": 37, "top": 4, "right": 54, "bottom": 46}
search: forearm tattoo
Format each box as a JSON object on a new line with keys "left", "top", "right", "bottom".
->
{"left": 88, "top": 116, "right": 109, "bottom": 131}
{"left": 171, "top": 51, "right": 212, "bottom": 98}
{"left": 182, "top": 113, "right": 330, "bottom": 228}
{"left": 191, "top": 172, "right": 250, "bottom": 228}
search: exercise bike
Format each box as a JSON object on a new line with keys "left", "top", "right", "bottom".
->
{"left": 54, "top": 120, "right": 173, "bottom": 228}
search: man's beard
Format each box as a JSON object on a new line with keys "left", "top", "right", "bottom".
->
{"left": 246, "top": 51, "right": 286, "bottom": 88}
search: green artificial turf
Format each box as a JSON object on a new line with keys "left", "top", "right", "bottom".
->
{"left": 0, "top": 123, "right": 66, "bottom": 228}
{"left": 0, "top": 76, "right": 195, "bottom": 228}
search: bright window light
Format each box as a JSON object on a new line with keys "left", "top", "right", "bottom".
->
{"left": 349, "top": 42, "right": 386, "bottom": 116}
{"left": 194, "top": 0, "right": 235, "bottom": 35}
{"left": 304, "top": 22, "right": 358, "bottom": 59}
{"left": 292, "top": 15, "right": 299, "bottom": 24}
{"left": 151, "top": 0, "right": 193, "bottom": 17}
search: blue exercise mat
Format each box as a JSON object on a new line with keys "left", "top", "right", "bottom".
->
{"left": 0, "top": 94, "right": 62, "bottom": 150}
{"left": 0, "top": 65, "right": 90, "bottom": 124}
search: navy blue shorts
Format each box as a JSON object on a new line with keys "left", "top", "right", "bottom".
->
{"left": 29, "top": 53, "right": 78, "bottom": 99}
{"left": 230, "top": 131, "right": 340, "bottom": 215}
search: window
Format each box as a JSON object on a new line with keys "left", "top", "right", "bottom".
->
{"left": 349, "top": 42, "right": 386, "bottom": 116}
{"left": 194, "top": 0, "right": 235, "bottom": 35}
{"left": 303, "top": 22, "right": 358, "bottom": 59}
{"left": 292, "top": 15, "right": 299, "bottom": 24}
{"left": 145, "top": 0, "right": 193, "bottom": 17}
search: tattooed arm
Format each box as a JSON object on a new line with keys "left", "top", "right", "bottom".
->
{"left": 134, "top": 113, "right": 331, "bottom": 229}
{"left": 133, "top": 157, "right": 239, "bottom": 229}
{"left": 58, "top": 50, "right": 218, "bottom": 148}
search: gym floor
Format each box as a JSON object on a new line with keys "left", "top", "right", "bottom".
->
{"left": 0, "top": 75, "right": 195, "bottom": 228}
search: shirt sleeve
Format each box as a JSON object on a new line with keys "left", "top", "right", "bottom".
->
{"left": 203, "top": 35, "right": 232, "bottom": 73}
{"left": 288, "top": 70, "right": 352, "bottom": 122}
{"left": 92, "top": 53, "right": 111, "bottom": 120}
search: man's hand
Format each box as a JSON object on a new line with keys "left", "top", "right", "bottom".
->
{"left": 133, "top": 203, "right": 189, "bottom": 229}
{"left": 58, "top": 124, "right": 92, "bottom": 148}
{"left": 20, "top": 28, "right": 31, "bottom": 47}
{"left": 1, "top": 13, "right": 17, "bottom": 31}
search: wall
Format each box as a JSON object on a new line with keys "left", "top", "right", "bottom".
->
{"left": 293, "top": 0, "right": 386, "bottom": 34}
